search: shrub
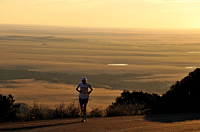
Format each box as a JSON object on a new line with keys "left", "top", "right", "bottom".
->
{"left": 89, "top": 108, "right": 106, "bottom": 117}
{"left": 65, "top": 102, "right": 80, "bottom": 117}
{"left": 53, "top": 102, "right": 80, "bottom": 118}
{"left": 53, "top": 103, "right": 67, "bottom": 118}
{"left": 0, "top": 94, "right": 20, "bottom": 122}
{"left": 17, "top": 102, "right": 54, "bottom": 121}
{"left": 106, "top": 90, "right": 159, "bottom": 116}
{"left": 29, "top": 101, "right": 45, "bottom": 120}
{"left": 28, "top": 102, "right": 54, "bottom": 120}
{"left": 106, "top": 103, "right": 146, "bottom": 117}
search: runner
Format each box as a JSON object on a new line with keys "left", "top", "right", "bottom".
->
{"left": 76, "top": 77, "right": 93, "bottom": 122}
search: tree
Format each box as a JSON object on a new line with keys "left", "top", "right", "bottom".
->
{"left": 0, "top": 94, "right": 20, "bottom": 122}
{"left": 161, "top": 68, "right": 200, "bottom": 112}
{"left": 106, "top": 90, "right": 160, "bottom": 116}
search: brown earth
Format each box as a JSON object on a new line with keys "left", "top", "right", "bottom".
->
{"left": 1, "top": 113, "right": 200, "bottom": 132}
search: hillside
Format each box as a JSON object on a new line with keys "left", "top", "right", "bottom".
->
{"left": 161, "top": 68, "right": 200, "bottom": 112}
{"left": 107, "top": 68, "right": 200, "bottom": 114}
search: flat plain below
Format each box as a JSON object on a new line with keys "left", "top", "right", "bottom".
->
{"left": 0, "top": 79, "right": 121, "bottom": 110}
{"left": 1, "top": 25, "right": 200, "bottom": 108}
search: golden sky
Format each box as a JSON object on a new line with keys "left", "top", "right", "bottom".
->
{"left": 0, "top": 0, "right": 200, "bottom": 29}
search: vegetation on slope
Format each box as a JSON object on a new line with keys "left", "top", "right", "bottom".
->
{"left": 107, "top": 68, "right": 200, "bottom": 115}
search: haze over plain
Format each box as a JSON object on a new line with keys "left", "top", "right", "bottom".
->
{"left": 1, "top": 0, "right": 200, "bottom": 29}
{"left": 1, "top": 0, "right": 200, "bottom": 108}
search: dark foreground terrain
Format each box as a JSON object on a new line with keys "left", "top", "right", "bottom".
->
{"left": 1, "top": 113, "right": 200, "bottom": 132}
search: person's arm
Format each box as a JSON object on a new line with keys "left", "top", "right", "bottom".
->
{"left": 76, "top": 87, "right": 80, "bottom": 92}
{"left": 76, "top": 84, "right": 82, "bottom": 93}
{"left": 88, "top": 85, "right": 93, "bottom": 94}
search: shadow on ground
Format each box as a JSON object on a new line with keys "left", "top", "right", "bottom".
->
{"left": 145, "top": 112, "right": 200, "bottom": 123}
{"left": 0, "top": 121, "right": 81, "bottom": 131}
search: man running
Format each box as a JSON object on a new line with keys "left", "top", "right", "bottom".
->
{"left": 76, "top": 77, "right": 93, "bottom": 122}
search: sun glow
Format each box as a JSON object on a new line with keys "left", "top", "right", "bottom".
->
{"left": 0, "top": 0, "right": 200, "bottom": 29}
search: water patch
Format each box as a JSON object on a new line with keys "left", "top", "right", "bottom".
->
{"left": 186, "top": 52, "right": 200, "bottom": 54}
{"left": 185, "top": 67, "right": 200, "bottom": 69}
{"left": 107, "top": 64, "right": 128, "bottom": 66}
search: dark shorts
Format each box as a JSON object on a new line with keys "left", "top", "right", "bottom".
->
{"left": 79, "top": 98, "right": 88, "bottom": 105}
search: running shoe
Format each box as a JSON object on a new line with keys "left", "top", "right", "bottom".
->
{"left": 81, "top": 118, "right": 85, "bottom": 122}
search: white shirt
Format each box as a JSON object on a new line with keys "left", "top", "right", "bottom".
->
{"left": 77, "top": 82, "right": 92, "bottom": 99}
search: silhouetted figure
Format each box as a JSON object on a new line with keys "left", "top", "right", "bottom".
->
{"left": 76, "top": 77, "right": 93, "bottom": 122}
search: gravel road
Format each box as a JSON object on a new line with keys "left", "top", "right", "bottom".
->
{"left": 1, "top": 113, "right": 200, "bottom": 132}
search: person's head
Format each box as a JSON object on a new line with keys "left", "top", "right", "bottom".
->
{"left": 82, "top": 77, "right": 87, "bottom": 84}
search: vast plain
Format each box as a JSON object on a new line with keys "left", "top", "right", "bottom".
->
{"left": 1, "top": 24, "right": 200, "bottom": 108}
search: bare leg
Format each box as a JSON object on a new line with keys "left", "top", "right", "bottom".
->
{"left": 80, "top": 104, "right": 85, "bottom": 122}
{"left": 80, "top": 104, "right": 84, "bottom": 116}
{"left": 83, "top": 103, "right": 87, "bottom": 120}
{"left": 80, "top": 104, "right": 84, "bottom": 112}
{"left": 79, "top": 98, "right": 88, "bottom": 122}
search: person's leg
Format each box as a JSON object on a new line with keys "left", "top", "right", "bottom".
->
{"left": 79, "top": 98, "right": 84, "bottom": 115}
{"left": 83, "top": 98, "right": 88, "bottom": 120}
{"left": 83, "top": 103, "right": 87, "bottom": 119}
{"left": 83, "top": 103, "right": 87, "bottom": 113}
{"left": 79, "top": 98, "right": 87, "bottom": 122}
{"left": 80, "top": 104, "right": 84, "bottom": 112}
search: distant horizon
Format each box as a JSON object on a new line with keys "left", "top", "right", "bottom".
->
{"left": 1, "top": 23, "right": 200, "bottom": 34}
{"left": 1, "top": 0, "right": 199, "bottom": 29}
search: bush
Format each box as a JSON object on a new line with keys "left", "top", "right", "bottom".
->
{"left": 0, "top": 94, "right": 20, "bottom": 122}
{"left": 65, "top": 102, "right": 80, "bottom": 117}
{"left": 106, "top": 103, "right": 146, "bottom": 117}
{"left": 89, "top": 108, "right": 106, "bottom": 117}
{"left": 53, "top": 103, "right": 67, "bottom": 118}
{"left": 106, "top": 90, "right": 159, "bottom": 116}
{"left": 53, "top": 102, "right": 80, "bottom": 118}
{"left": 18, "top": 101, "right": 54, "bottom": 121}
{"left": 29, "top": 101, "right": 45, "bottom": 120}
{"left": 17, "top": 101, "right": 80, "bottom": 121}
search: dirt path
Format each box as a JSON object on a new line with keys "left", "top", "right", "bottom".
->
{"left": 1, "top": 113, "right": 200, "bottom": 132}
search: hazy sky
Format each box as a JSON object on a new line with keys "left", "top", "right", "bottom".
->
{"left": 0, "top": 0, "right": 200, "bottom": 29}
